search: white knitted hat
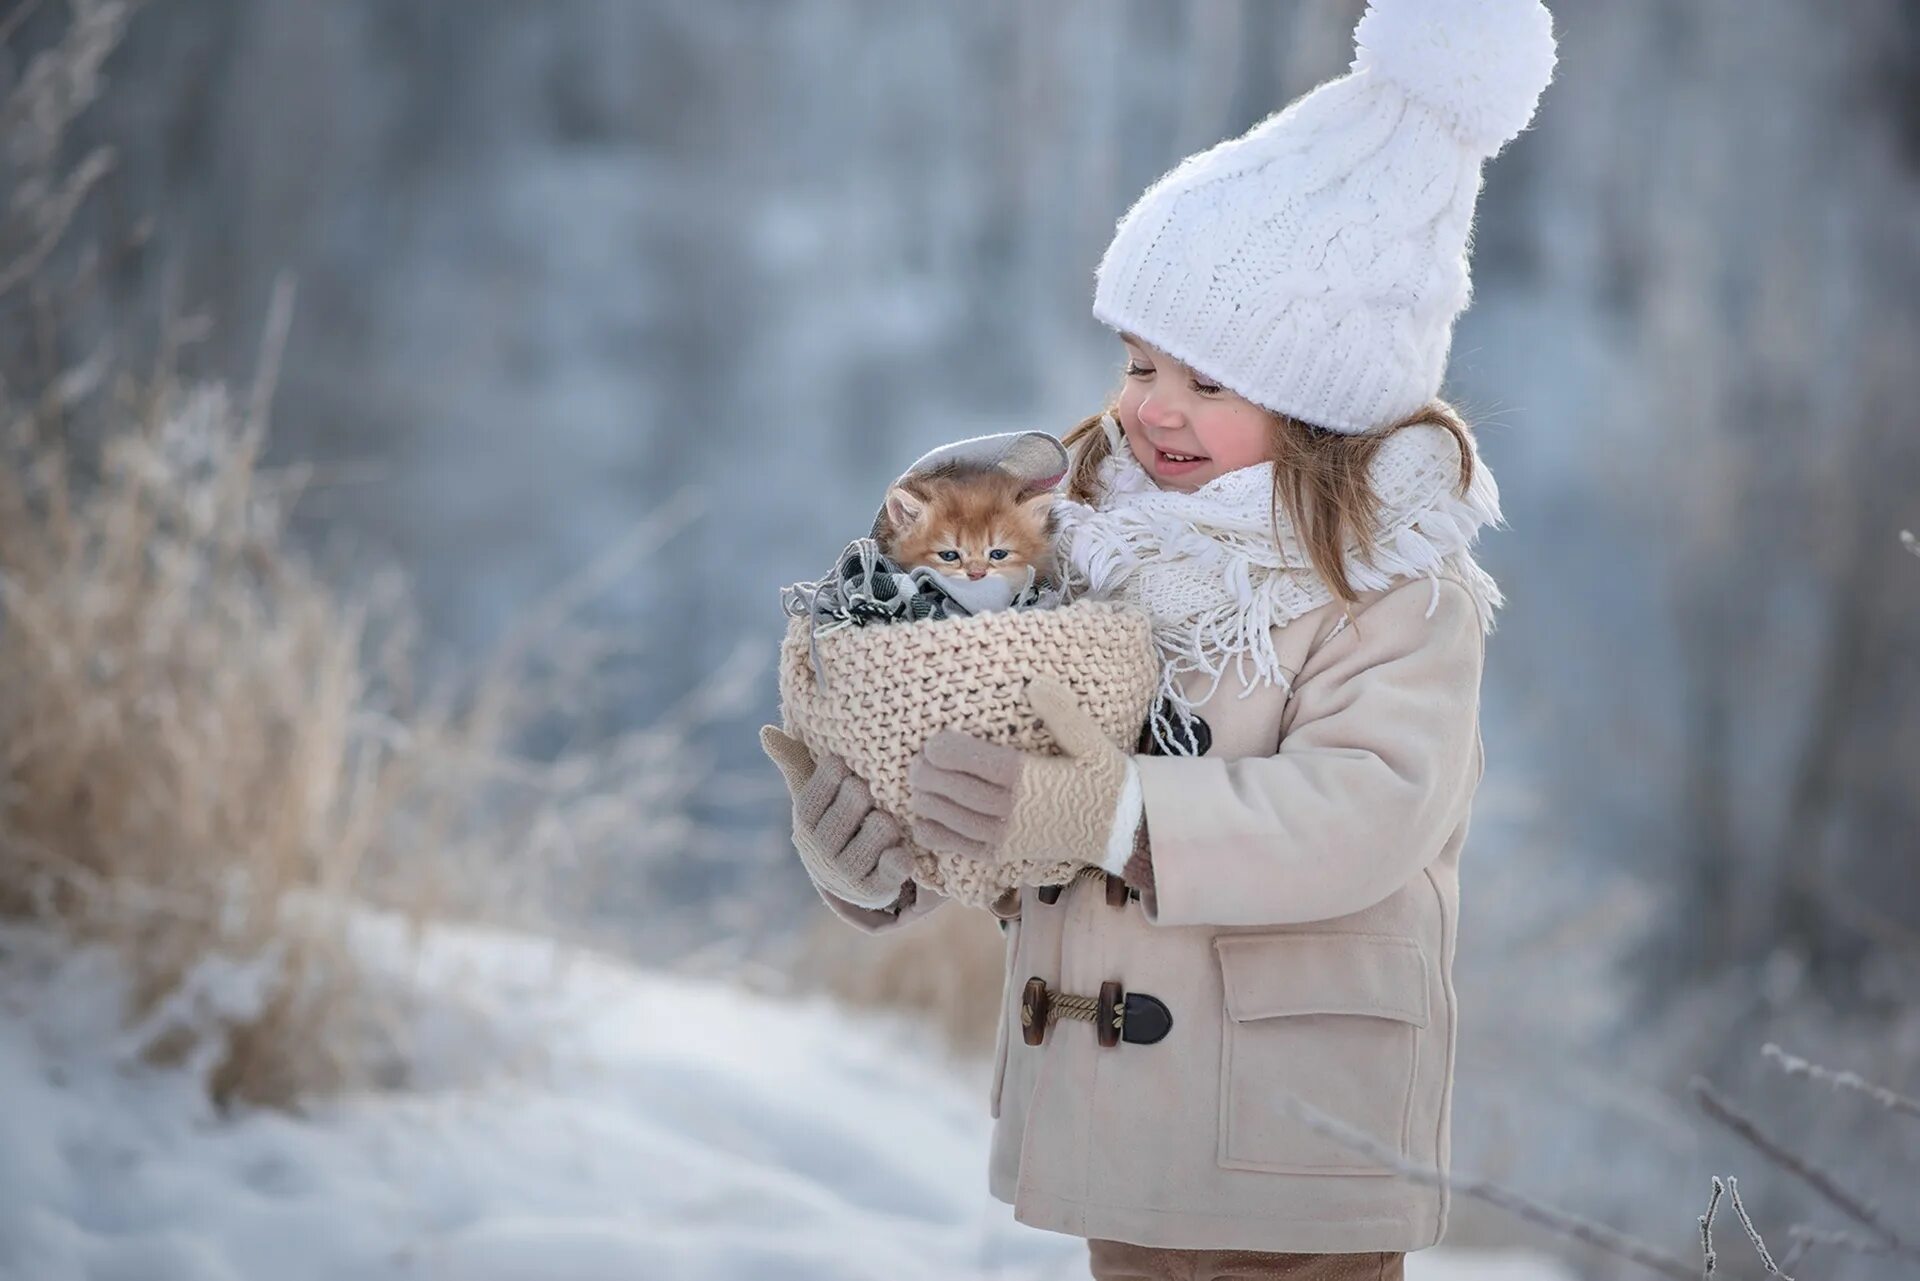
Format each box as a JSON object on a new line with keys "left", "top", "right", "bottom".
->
{"left": 1091, "top": 0, "right": 1557, "bottom": 435}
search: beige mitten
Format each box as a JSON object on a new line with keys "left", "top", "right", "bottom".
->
{"left": 760, "top": 726, "right": 918, "bottom": 910}
{"left": 905, "top": 676, "right": 1142, "bottom": 873}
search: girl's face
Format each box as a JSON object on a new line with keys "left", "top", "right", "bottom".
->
{"left": 1114, "top": 334, "right": 1274, "bottom": 492}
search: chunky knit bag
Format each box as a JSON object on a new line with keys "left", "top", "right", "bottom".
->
{"left": 777, "top": 601, "right": 1159, "bottom": 908}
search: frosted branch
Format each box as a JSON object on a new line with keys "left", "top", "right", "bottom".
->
{"left": 1724, "top": 1176, "right": 1791, "bottom": 1278}
{"left": 1702, "top": 1176, "right": 1796, "bottom": 1279}
{"left": 1279, "top": 1096, "right": 1697, "bottom": 1280}
{"left": 1691, "top": 1076, "right": 1918, "bottom": 1263}
{"left": 1776, "top": 1222, "right": 1912, "bottom": 1276}
{"left": 1700, "top": 1177, "right": 1721, "bottom": 1275}
{"left": 1764, "top": 1042, "right": 1920, "bottom": 1122}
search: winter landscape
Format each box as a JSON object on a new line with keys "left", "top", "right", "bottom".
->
{"left": 1, "top": 3, "right": 1915, "bottom": 1279}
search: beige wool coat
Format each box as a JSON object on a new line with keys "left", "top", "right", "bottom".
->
{"left": 816, "top": 569, "right": 1487, "bottom": 1254}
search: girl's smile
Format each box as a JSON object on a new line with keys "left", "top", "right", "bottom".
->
{"left": 1144, "top": 442, "right": 1210, "bottom": 480}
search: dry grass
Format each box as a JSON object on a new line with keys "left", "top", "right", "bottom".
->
{"left": 0, "top": 353, "right": 734, "bottom": 1109}
{"left": 0, "top": 0, "right": 740, "bottom": 1112}
{"left": 0, "top": 0, "right": 774, "bottom": 1118}
{"left": 0, "top": 375, "right": 391, "bottom": 1104}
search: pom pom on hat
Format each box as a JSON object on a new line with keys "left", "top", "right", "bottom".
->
{"left": 1091, "top": 1, "right": 1559, "bottom": 433}
{"left": 1352, "top": 0, "right": 1558, "bottom": 155}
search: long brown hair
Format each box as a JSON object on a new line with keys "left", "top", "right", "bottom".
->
{"left": 1061, "top": 397, "right": 1477, "bottom": 605}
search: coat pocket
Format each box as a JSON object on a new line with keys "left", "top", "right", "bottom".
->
{"left": 990, "top": 916, "right": 1022, "bottom": 1120}
{"left": 1214, "top": 932, "right": 1430, "bottom": 1176}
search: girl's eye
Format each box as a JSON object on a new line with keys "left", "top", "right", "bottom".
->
{"left": 988, "top": 549, "right": 1009, "bottom": 561}
{"left": 1124, "top": 362, "right": 1153, "bottom": 378}
{"left": 938, "top": 550, "right": 961, "bottom": 562}
{"left": 1191, "top": 379, "right": 1222, "bottom": 395}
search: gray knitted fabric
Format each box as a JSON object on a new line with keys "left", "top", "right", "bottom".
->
{"left": 782, "top": 428, "right": 1071, "bottom": 670}
{"left": 781, "top": 537, "right": 1063, "bottom": 691}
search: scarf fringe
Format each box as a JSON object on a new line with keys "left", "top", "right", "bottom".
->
{"left": 1055, "top": 420, "right": 1506, "bottom": 754}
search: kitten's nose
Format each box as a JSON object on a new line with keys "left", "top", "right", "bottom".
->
{"left": 967, "top": 567, "right": 988, "bottom": 580}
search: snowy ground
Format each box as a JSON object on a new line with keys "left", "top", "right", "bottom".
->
{"left": 0, "top": 917, "right": 1577, "bottom": 1281}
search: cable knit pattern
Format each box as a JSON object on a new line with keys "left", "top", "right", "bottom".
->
{"left": 777, "top": 601, "right": 1159, "bottom": 907}
{"left": 1091, "top": 0, "right": 1557, "bottom": 434}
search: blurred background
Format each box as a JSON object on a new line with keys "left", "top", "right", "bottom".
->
{"left": 1, "top": 2, "right": 1916, "bottom": 1278}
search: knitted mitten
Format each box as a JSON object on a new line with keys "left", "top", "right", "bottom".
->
{"left": 760, "top": 726, "right": 917, "bottom": 910}
{"left": 906, "top": 677, "right": 1142, "bottom": 874}
{"left": 1123, "top": 820, "right": 1156, "bottom": 916}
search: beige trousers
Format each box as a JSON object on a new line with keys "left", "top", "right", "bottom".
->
{"left": 1087, "top": 1240, "right": 1406, "bottom": 1281}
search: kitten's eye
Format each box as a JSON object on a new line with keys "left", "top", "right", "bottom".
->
{"left": 938, "top": 550, "right": 961, "bottom": 562}
{"left": 1124, "top": 362, "right": 1153, "bottom": 378}
{"left": 988, "top": 549, "right": 1009, "bottom": 561}
{"left": 1191, "top": 378, "right": 1222, "bottom": 395}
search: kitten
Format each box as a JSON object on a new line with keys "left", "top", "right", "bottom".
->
{"left": 877, "top": 462, "right": 1058, "bottom": 598}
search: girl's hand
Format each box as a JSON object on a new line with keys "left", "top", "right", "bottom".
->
{"left": 905, "top": 677, "right": 1140, "bottom": 873}
{"left": 760, "top": 726, "right": 918, "bottom": 909}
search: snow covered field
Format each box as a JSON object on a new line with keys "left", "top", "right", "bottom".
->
{"left": 0, "top": 918, "right": 1576, "bottom": 1281}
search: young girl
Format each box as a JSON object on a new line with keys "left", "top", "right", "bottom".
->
{"left": 760, "top": 1, "right": 1556, "bottom": 1275}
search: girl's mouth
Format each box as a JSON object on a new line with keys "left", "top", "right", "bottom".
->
{"left": 1152, "top": 447, "right": 1210, "bottom": 477}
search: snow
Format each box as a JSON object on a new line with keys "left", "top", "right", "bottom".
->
{"left": 0, "top": 918, "right": 1577, "bottom": 1281}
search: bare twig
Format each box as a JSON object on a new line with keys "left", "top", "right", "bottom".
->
{"left": 245, "top": 272, "right": 299, "bottom": 438}
{"left": 1785, "top": 1222, "right": 1897, "bottom": 1273}
{"left": 0, "top": 0, "right": 134, "bottom": 152}
{"left": 1691, "top": 1075, "right": 1917, "bottom": 1261}
{"left": 1725, "top": 1177, "right": 1792, "bottom": 1278}
{"left": 1703, "top": 1175, "right": 1796, "bottom": 1279}
{"left": 1764, "top": 1042, "right": 1920, "bottom": 1122}
{"left": 0, "top": 146, "right": 115, "bottom": 299}
{"left": 1701, "top": 1177, "right": 1722, "bottom": 1276}
{"left": 1279, "top": 1096, "right": 1697, "bottom": 1280}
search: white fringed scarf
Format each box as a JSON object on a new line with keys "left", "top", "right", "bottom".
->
{"left": 1052, "top": 412, "right": 1506, "bottom": 753}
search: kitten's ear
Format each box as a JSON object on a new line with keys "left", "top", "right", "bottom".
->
{"left": 1018, "top": 487, "right": 1059, "bottom": 521}
{"left": 885, "top": 485, "right": 925, "bottom": 529}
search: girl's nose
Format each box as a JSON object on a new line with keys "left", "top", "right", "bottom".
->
{"left": 1137, "top": 394, "right": 1181, "bottom": 430}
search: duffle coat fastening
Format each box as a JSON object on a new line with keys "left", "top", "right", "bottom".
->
{"left": 823, "top": 569, "right": 1487, "bottom": 1254}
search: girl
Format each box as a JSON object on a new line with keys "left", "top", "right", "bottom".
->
{"left": 760, "top": 1, "right": 1557, "bottom": 1275}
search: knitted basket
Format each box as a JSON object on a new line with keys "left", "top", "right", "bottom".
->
{"left": 778, "top": 601, "right": 1159, "bottom": 909}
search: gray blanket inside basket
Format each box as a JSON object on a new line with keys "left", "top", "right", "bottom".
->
{"left": 781, "top": 538, "right": 1065, "bottom": 690}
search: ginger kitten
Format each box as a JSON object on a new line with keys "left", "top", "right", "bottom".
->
{"left": 878, "top": 462, "right": 1058, "bottom": 593}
